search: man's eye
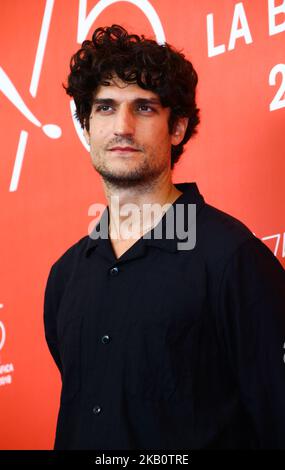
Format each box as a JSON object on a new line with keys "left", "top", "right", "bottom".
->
{"left": 96, "top": 105, "right": 112, "bottom": 112}
{"left": 138, "top": 105, "right": 153, "bottom": 112}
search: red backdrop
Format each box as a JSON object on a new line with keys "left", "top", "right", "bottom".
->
{"left": 0, "top": 0, "right": 284, "bottom": 449}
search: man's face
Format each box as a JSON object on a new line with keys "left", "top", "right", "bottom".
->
{"left": 84, "top": 76, "right": 187, "bottom": 189}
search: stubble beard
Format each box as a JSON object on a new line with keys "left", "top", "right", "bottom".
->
{"left": 91, "top": 147, "right": 170, "bottom": 190}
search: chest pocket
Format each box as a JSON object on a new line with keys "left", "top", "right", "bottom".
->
{"left": 57, "top": 315, "right": 83, "bottom": 405}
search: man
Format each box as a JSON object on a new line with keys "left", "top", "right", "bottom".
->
{"left": 44, "top": 24, "right": 285, "bottom": 449}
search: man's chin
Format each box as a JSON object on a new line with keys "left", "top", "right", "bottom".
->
{"left": 101, "top": 173, "right": 150, "bottom": 189}
{"left": 94, "top": 167, "right": 161, "bottom": 189}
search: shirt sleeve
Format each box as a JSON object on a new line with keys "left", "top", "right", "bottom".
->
{"left": 43, "top": 263, "right": 63, "bottom": 375}
{"left": 217, "top": 236, "right": 285, "bottom": 448}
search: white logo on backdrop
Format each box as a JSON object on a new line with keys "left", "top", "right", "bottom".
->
{"left": 0, "top": 0, "right": 61, "bottom": 192}
{"left": 0, "top": 318, "right": 5, "bottom": 351}
{"left": 261, "top": 232, "right": 285, "bottom": 258}
{"left": 0, "top": 304, "right": 15, "bottom": 387}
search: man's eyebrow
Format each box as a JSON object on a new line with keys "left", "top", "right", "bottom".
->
{"left": 134, "top": 98, "right": 161, "bottom": 105}
{"left": 93, "top": 97, "right": 162, "bottom": 106}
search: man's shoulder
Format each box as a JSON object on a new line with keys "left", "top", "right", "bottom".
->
{"left": 50, "top": 234, "right": 90, "bottom": 274}
{"left": 196, "top": 202, "right": 256, "bottom": 264}
{"left": 200, "top": 202, "right": 254, "bottom": 237}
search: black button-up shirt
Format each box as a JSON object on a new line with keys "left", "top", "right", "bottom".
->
{"left": 44, "top": 182, "right": 285, "bottom": 450}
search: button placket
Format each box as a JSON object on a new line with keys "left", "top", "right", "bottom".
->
{"left": 101, "top": 334, "right": 110, "bottom": 344}
{"left": 92, "top": 405, "right": 101, "bottom": 415}
{"left": 109, "top": 266, "right": 119, "bottom": 276}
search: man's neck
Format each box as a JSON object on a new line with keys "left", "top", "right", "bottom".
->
{"left": 103, "top": 178, "right": 182, "bottom": 242}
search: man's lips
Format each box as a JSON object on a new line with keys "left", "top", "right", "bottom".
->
{"left": 108, "top": 147, "right": 140, "bottom": 152}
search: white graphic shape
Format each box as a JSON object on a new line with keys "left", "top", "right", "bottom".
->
{"left": 78, "top": 0, "right": 165, "bottom": 44}
{"left": 0, "top": 67, "right": 62, "bottom": 138}
{"left": 0, "top": 321, "right": 6, "bottom": 351}
{"left": 42, "top": 124, "right": 62, "bottom": 138}
{"left": 262, "top": 233, "right": 281, "bottom": 256}
{"left": 1, "top": 0, "right": 60, "bottom": 191}
{"left": 228, "top": 2, "right": 253, "bottom": 51}
{"left": 0, "top": 67, "right": 41, "bottom": 127}
{"left": 268, "top": 0, "right": 285, "bottom": 36}
{"left": 206, "top": 14, "right": 226, "bottom": 57}
{"left": 30, "top": 0, "right": 55, "bottom": 97}
{"left": 9, "top": 131, "right": 28, "bottom": 192}
{"left": 269, "top": 63, "right": 285, "bottom": 111}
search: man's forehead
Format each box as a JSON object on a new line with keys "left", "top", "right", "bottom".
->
{"left": 94, "top": 77, "right": 161, "bottom": 102}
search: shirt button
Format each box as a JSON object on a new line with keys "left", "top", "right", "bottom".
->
{"left": 109, "top": 266, "right": 119, "bottom": 276}
{"left": 93, "top": 405, "right": 101, "bottom": 415}
{"left": 101, "top": 335, "right": 110, "bottom": 344}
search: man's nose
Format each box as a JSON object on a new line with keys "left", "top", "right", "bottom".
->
{"left": 113, "top": 105, "right": 135, "bottom": 137}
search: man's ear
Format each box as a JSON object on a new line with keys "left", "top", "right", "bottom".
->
{"left": 83, "top": 127, "right": 90, "bottom": 146}
{"left": 170, "top": 117, "right": 189, "bottom": 145}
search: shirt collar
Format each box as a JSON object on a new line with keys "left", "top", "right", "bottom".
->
{"left": 85, "top": 182, "right": 205, "bottom": 257}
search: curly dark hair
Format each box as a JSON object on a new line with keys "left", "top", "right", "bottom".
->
{"left": 64, "top": 24, "right": 200, "bottom": 168}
